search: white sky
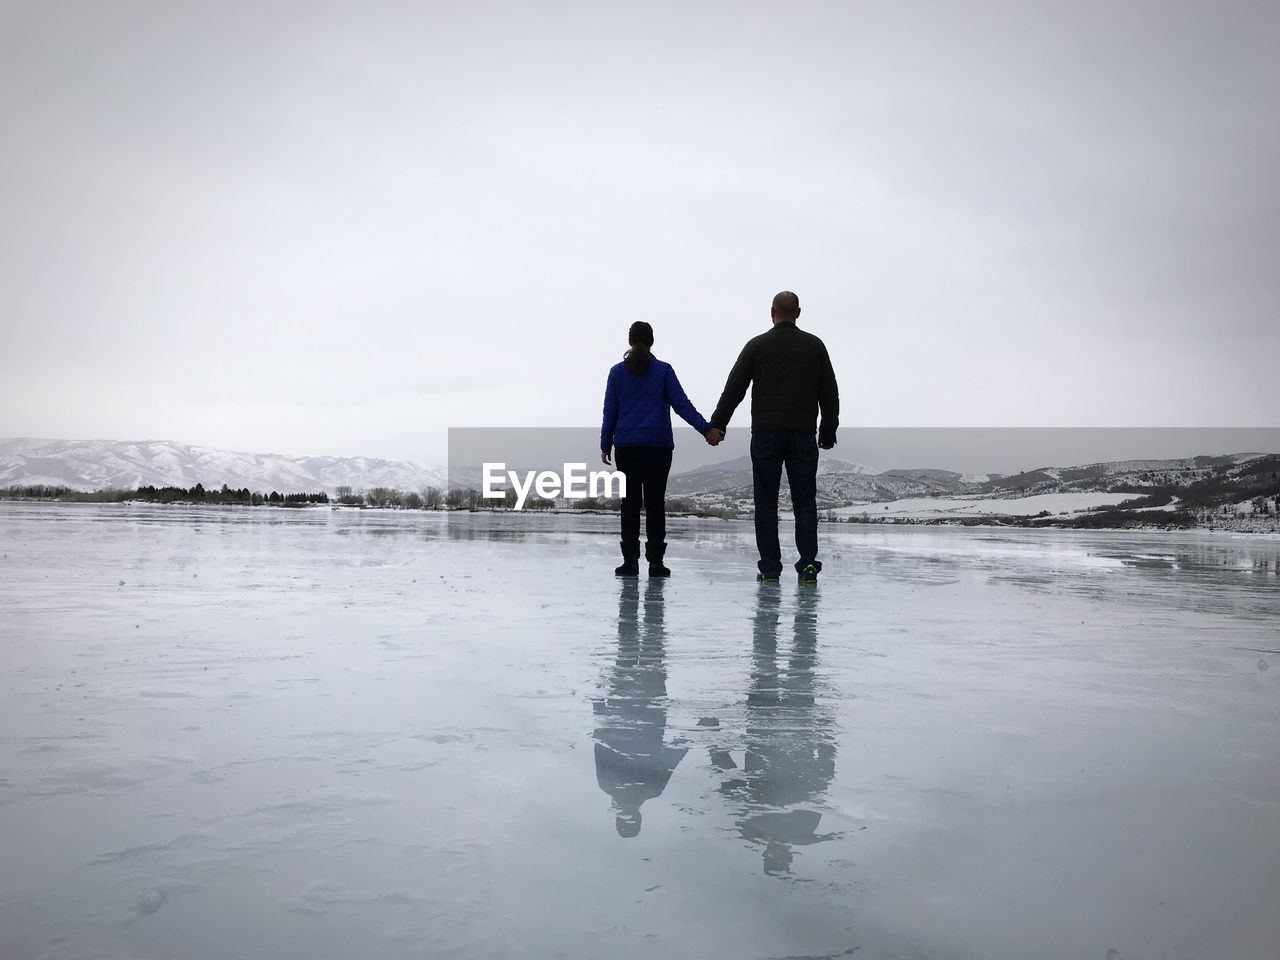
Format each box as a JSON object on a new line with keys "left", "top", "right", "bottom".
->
{"left": 2, "top": 1, "right": 1277, "bottom": 464}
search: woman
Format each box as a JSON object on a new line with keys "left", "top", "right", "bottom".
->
{"left": 600, "top": 321, "right": 717, "bottom": 577}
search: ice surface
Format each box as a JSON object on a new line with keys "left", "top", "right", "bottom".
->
{"left": 1, "top": 503, "right": 1278, "bottom": 960}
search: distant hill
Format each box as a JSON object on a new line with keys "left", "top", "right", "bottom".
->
{"left": 0, "top": 438, "right": 447, "bottom": 494}
{"left": 5, "top": 438, "right": 1276, "bottom": 532}
{"left": 980, "top": 454, "right": 1263, "bottom": 494}
{"left": 668, "top": 450, "right": 1279, "bottom": 530}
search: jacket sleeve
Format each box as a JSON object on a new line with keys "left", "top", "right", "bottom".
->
{"left": 709, "top": 340, "right": 754, "bottom": 430}
{"left": 665, "top": 366, "right": 710, "bottom": 435}
{"left": 817, "top": 343, "right": 840, "bottom": 445}
{"left": 601, "top": 368, "right": 619, "bottom": 452}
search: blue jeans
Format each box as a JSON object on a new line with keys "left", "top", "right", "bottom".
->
{"left": 751, "top": 430, "right": 821, "bottom": 577}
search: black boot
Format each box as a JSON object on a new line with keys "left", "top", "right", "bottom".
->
{"left": 615, "top": 540, "right": 640, "bottom": 576}
{"left": 646, "top": 541, "right": 670, "bottom": 578}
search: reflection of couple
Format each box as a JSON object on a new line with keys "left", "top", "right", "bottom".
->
{"left": 600, "top": 291, "right": 840, "bottom": 583}
{"left": 593, "top": 582, "right": 837, "bottom": 875}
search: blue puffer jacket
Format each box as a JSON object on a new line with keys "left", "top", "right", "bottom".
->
{"left": 601, "top": 357, "right": 711, "bottom": 451}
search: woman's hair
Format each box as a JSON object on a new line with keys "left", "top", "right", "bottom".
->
{"left": 623, "top": 321, "right": 654, "bottom": 375}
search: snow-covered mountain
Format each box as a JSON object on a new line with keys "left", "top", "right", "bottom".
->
{"left": 7, "top": 440, "right": 1274, "bottom": 528}
{"left": 666, "top": 450, "right": 1278, "bottom": 527}
{"left": 0, "top": 438, "right": 447, "bottom": 494}
{"left": 978, "top": 453, "right": 1268, "bottom": 495}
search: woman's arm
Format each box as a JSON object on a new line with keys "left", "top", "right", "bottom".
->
{"left": 665, "top": 365, "right": 711, "bottom": 435}
{"left": 601, "top": 367, "right": 620, "bottom": 458}
{"left": 710, "top": 339, "right": 754, "bottom": 431}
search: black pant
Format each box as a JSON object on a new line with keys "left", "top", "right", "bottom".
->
{"left": 751, "top": 430, "right": 820, "bottom": 577}
{"left": 615, "top": 446, "right": 673, "bottom": 561}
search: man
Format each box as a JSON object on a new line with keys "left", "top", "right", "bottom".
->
{"left": 708, "top": 291, "right": 839, "bottom": 584}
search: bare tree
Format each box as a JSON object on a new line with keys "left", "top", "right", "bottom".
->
{"left": 366, "top": 487, "right": 404, "bottom": 509}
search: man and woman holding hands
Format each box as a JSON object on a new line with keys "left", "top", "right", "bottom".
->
{"left": 600, "top": 290, "right": 839, "bottom": 583}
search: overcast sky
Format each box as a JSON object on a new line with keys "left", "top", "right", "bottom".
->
{"left": 2, "top": 1, "right": 1277, "bottom": 465}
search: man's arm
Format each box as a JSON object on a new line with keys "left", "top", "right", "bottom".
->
{"left": 709, "top": 341, "right": 754, "bottom": 430}
{"left": 817, "top": 343, "right": 839, "bottom": 448}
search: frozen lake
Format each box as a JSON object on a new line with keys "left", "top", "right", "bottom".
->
{"left": 2, "top": 504, "right": 1278, "bottom": 960}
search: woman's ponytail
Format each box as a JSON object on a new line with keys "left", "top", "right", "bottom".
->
{"left": 623, "top": 321, "right": 654, "bottom": 375}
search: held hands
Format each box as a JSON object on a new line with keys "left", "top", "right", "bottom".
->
{"left": 705, "top": 427, "right": 725, "bottom": 447}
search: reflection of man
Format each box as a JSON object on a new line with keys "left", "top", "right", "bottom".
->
{"left": 717, "top": 588, "right": 837, "bottom": 873}
{"left": 594, "top": 578, "right": 687, "bottom": 837}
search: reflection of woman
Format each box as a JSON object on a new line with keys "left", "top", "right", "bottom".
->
{"left": 600, "top": 321, "right": 716, "bottom": 577}
{"left": 593, "top": 578, "right": 686, "bottom": 837}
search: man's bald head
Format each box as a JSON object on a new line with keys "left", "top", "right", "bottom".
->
{"left": 771, "top": 290, "right": 801, "bottom": 324}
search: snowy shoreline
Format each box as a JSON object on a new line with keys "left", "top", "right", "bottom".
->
{"left": 3, "top": 498, "right": 1278, "bottom": 538}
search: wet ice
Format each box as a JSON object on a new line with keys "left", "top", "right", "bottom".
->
{"left": 1, "top": 503, "right": 1278, "bottom": 960}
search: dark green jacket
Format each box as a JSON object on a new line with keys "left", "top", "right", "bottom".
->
{"left": 710, "top": 323, "right": 839, "bottom": 445}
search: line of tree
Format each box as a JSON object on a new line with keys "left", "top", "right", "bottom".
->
{"left": 1, "top": 485, "right": 133, "bottom": 502}
{"left": 2, "top": 483, "right": 328, "bottom": 507}
{"left": 134, "top": 483, "right": 330, "bottom": 506}
{"left": 133, "top": 484, "right": 329, "bottom": 506}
